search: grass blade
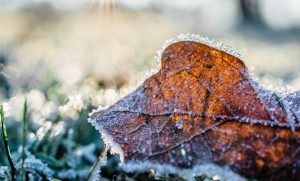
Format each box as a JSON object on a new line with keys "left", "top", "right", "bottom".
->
{"left": 0, "top": 105, "right": 18, "bottom": 179}
{"left": 86, "top": 144, "right": 106, "bottom": 181}
{"left": 21, "top": 99, "right": 28, "bottom": 181}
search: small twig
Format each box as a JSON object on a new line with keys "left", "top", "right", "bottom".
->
{"left": 0, "top": 105, "right": 18, "bottom": 180}
{"left": 21, "top": 99, "right": 28, "bottom": 181}
{"left": 86, "top": 145, "right": 106, "bottom": 181}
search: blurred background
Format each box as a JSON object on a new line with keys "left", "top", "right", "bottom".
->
{"left": 1, "top": 0, "right": 300, "bottom": 94}
{"left": 0, "top": 0, "right": 300, "bottom": 180}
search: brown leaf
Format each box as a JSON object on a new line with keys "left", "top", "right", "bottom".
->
{"left": 90, "top": 38, "right": 300, "bottom": 180}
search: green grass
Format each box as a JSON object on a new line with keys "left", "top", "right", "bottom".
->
{"left": 1, "top": 105, "right": 18, "bottom": 179}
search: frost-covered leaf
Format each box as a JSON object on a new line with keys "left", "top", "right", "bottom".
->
{"left": 16, "top": 152, "right": 54, "bottom": 181}
{"left": 89, "top": 34, "right": 300, "bottom": 180}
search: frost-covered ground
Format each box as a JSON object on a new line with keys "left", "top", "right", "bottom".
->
{"left": 0, "top": 3, "right": 300, "bottom": 180}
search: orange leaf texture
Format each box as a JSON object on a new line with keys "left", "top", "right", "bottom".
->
{"left": 89, "top": 35, "right": 300, "bottom": 180}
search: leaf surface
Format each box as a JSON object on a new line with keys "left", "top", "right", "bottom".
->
{"left": 90, "top": 40, "right": 300, "bottom": 180}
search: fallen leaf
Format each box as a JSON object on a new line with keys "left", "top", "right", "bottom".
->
{"left": 89, "top": 35, "right": 300, "bottom": 180}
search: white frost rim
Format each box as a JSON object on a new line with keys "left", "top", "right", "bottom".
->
{"left": 88, "top": 117, "right": 125, "bottom": 162}
{"left": 155, "top": 33, "right": 243, "bottom": 66}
